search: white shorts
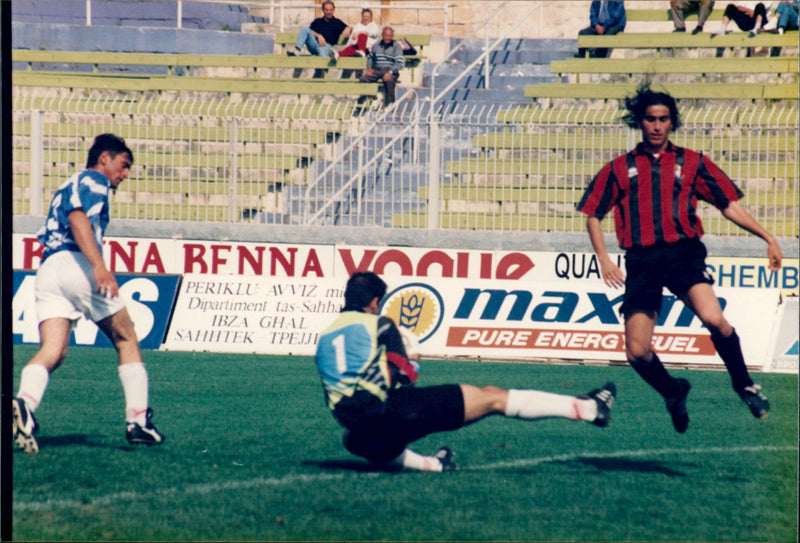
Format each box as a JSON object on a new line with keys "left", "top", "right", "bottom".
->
{"left": 35, "top": 250, "right": 126, "bottom": 324}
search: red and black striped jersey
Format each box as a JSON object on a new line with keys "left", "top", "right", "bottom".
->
{"left": 576, "top": 141, "right": 744, "bottom": 249}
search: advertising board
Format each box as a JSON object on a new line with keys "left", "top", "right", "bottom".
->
{"left": 14, "top": 235, "right": 797, "bottom": 295}
{"left": 12, "top": 271, "right": 180, "bottom": 349}
{"left": 161, "top": 272, "right": 779, "bottom": 369}
{"left": 12, "top": 235, "right": 793, "bottom": 371}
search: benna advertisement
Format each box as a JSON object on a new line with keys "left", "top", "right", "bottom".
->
{"left": 13, "top": 235, "right": 337, "bottom": 278}
{"left": 14, "top": 235, "right": 798, "bottom": 294}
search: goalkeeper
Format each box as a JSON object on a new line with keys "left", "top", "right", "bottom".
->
{"left": 314, "top": 271, "right": 617, "bottom": 472}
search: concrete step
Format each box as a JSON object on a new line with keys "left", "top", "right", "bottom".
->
{"left": 12, "top": 0, "right": 268, "bottom": 30}
{"left": 454, "top": 38, "right": 577, "bottom": 53}
{"left": 424, "top": 62, "right": 553, "bottom": 77}
{"left": 448, "top": 38, "right": 577, "bottom": 65}
{"left": 449, "top": 47, "right": 578, "bottom": 66}
{"left": 422, "top": 62, "right": 555, "bottom": 88}
{"left": 409, "top": 87, "right": 531, "bottom": 107}
{"left": 12, "top": 21, "right": 273, "bottom": 54}
{"left": 304, "top": 164, "right": 428, "bottom": 192}
{"left": 423, "top": 73, "right": 557, "bottom": 90}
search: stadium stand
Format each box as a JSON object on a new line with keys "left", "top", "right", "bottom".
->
{"left": 528, "top": 28, "right": 799, "bottom": 105}
{"left": 274, "top": 31, "right": 430, "bottom": 85}
{"left": 11, "top": 3, "right": 797, "bottom": 236}
{"left": 524, "top": 82, "right": 797, "bottom": 102}
{"left": 575, "top": 30, "right": 799, "bottom": 58}
{"left": 12, "top": 96, "right": 357, "bottom": 222}
{"left": 550, "top": 57, "right": 798, "bottom": 83}
{"left": 419, "top": 37, "right": 575, "bottom": 109}
{"left": 12, "top": 50, "right": 378, "bottom": 96}
{"left": 12, "top": 0, "right": 267, "bottom": 30}
{"left": 13, "top": 50, "right": 368, "bottom": 77}
{"left": 392, "top": 100, "right": 799, "bottom": 236}
{"left": 274, "top": 31, "right": 430, "bottom": 66}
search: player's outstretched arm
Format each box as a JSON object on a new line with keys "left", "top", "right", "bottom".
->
{"left": 721, "top": 201, "right": 783, "bottom": 271}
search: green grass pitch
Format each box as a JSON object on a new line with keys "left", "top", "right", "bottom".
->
{"left": 11, "top": 345, "right": 798, "bottom": 542}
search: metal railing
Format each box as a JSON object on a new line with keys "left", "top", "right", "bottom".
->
{"left": 300, "top": 1, "right": 545, "bottom": 229}
{"left": 12, "top": 90, "right": 799, "bottom": 238}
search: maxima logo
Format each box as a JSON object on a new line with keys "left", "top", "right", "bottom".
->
{"left": 381, "top": 283, "right": 444, "bottom": 343}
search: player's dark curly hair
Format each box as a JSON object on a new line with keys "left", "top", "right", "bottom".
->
{"left": 343, "top": 271, "right": 387, "bottom": 311}
{"left": 86, "top": 133, "right": 134, "bottom": 168}
{"left": 621, "top": 84, "right": 682, "bottom": 130}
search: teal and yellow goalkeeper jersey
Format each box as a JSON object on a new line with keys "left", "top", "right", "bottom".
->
{"left": 315, "top": 311, "right": 418, "bottom": 413}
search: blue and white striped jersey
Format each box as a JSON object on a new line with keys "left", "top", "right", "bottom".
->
{"left": 37, "top": 169, "right": 111, "bottom": 263}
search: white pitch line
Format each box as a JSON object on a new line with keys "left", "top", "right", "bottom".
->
{"left": 14, "top": 472, "right": 376, "bottom": 513}
{"left": 13, "top": 445, "right": 797, "bottom": 512}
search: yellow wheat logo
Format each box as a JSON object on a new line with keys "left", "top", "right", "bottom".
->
{"left": 381, "top": 284, "right": 444, "bottom": 342}
{"left": 399, "top": 293, "right": 424, "bottom": 332}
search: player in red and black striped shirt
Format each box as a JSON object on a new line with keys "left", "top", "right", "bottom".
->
{"left": 577, "top": 86, "right": 783, "bottom": 433}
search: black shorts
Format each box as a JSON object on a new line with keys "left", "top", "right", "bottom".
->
{"left": 620, "top": 238, "right": 714, "bottom": 319}
{"left": 334, "top": 384, "right": 465, "bottom": 464}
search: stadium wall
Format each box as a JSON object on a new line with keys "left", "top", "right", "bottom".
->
{"left": 13, "top": 215, "right": 799, "bottom": 258}
{"left": 12, "top": 218, "right": 799, "bottom": 374}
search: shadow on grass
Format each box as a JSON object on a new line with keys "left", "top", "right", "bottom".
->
{"left": 36, "top": 433, "right": 137, "bottom": 452}
{"left": 560, "top": 456, "right": 690, "bottom": 476}
{"left": 303, "top": 459, "right": 403, "bottom": 473}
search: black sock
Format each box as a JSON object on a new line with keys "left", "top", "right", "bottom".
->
{"left": 711, "top": 329, "right": 753, "bottom": 392}
{"left": 628, "top": 352, "right": 680, "bottom": 399}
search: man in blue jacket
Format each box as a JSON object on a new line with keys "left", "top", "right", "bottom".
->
{"left": 576, "top": 1, "right": 627, "bottom": 58}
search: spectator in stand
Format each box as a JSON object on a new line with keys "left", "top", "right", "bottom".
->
{"left": 671, "top": 1, "right": 716, "bottom": 34}
{"left": 287, "top": 0, "right": 351, "bottom": 60}
{"left": 576, "top": 1, "right": 627, "bottom": 58}
{"left": 359, "top": 26, "right": 404, "bottom": 108}
{"left": 713, "top": 2, "right": 769, "bottom": 36}
{"left": 339, "top": 8, "right": 380, "bottom": 57}
{"left": 767, "top": 1, "right": 799, "bottom": 33}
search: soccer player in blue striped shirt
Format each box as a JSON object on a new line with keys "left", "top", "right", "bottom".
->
{"left": 13, "top": 134, "right": 165, "bottom": 455}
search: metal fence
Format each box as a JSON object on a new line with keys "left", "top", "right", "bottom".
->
{"left": 12, "top": 90, "right": 799, "bottom": 238}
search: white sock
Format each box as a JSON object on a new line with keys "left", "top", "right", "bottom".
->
{"left": 505, "top": 389, "right": 597, "bottom": 422}
{"left": 118, "top": 362, "right": 149, "bottom": 425}
{"left": 391, "top": 449, "right": 442, "bottom": 472}
{"left": 716, "top": 22, "right": 728, "bottom": 34}
{"left": 17, "top": 364, "right": 50, "bottom": 412}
